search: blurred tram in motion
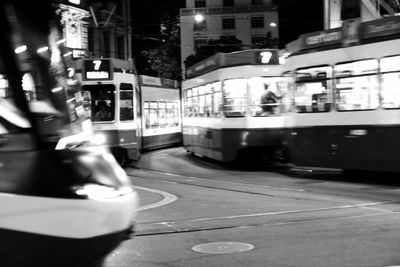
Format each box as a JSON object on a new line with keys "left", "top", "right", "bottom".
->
{"left": 281, "top": 16, "right": 400, "bottom": 173}
{"left": 0, "top": 1, "right": 138, "bottom": 266}
{"left": 182, "top": 49, "right": 287, "bottom": 162}
{"left": 139, "top": 75, "right": 182, "bottom": 150}
{"left": 73, "top": 59, "right": 182, "bottom": 164}
{"left": 73, "top": 58, "right": 143, "bottom": 164}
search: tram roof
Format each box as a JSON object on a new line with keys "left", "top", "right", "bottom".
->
{"left": 185, "top": 49, "right": 281, "bottom": 79}
{"left": 285, "top": 15, "right": 400, "bottom": 57}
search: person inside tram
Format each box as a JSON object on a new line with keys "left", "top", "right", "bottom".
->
{"left": 94, "top": 100, "right": 112, "bottom": 121}
{"left": 260, "top": 83, "right": 283, "bottom": 115}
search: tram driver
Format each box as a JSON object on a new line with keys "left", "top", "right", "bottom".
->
{"left": 94, "top": 100, "right": 112, "bottom": 121}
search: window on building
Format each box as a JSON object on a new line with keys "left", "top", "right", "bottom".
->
{"left": 334, "top": 59, "right": 379, "bottom": 111}
{"left": 195, "top": 0, "right": 206, "bottom": 7}
{"left": 116, "top": 35, "right": 125, "bottom": 59}
{"left": 222, "top": 17, "right": 235, "bottom": 30}
{"left": 252, "top": 0, "right": 263, "bottom": 5}
{"left": 194, "top": 18, "right": 207, "bottom": 31}
{"left": 194, "top": 37, "right": 207, "bottom": 50}
{"left": 223, "top": 0, "right": 234, "bottom": 6}
{"left": 251, "top": 35, "right": 264, "bottom": 48}
{"left": 251, "top": 15, "right": 264, "bottom": 28}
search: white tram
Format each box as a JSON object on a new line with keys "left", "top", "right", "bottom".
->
{"left": 281, "top": 16, "right": 400, "bottom": 172}
{"left": 73, "top": 58, "right": 142, "bottom": 164}
{"left": 182, "top": 49, "right": 287, "bottom": 162}
{"left": 139, "top": 75, "right": 182, "bottom": 150}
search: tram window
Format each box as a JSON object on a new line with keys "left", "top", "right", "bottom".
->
{"left": 193, "top": 92, "right": 200, "bottom": 117}
{"left": 277, "top": 72, "right": 293, "bottom": 113}
{"left": 82, "top": 84, "right": 115, "bottom": 121}
{"left": 184, "top": 89, "right": 194, "bottom": 117}
{"left": 149, "top": 101, "right": 159, "bottom": 127}
{"left": 166, "top": 102, "right": 177, "bottom": 126}
{"left": 120, "top": 83, "right": 134, "bottom": 121}
{"left": 159, "top": 102, "right": 167, "bottom": 127}
{"left": 249, "top": 76, "right": 285, "bottom": 116}
{"left": 144, "top": 102, "right": 150, "bottom": 128}
{"left": 223, "top": 78, "right": 247, "bottom": 117}
{"left": 380, "top": 56, "right": 400, "bottom": 109}
{"left": 334, "top": 59, "right": 379, "bottom": 111}
{"left": 294, "top": 66, "right": 332, "bottom": 113}
{"left": 204, "top": 84, "right": 212, "bottom": 117}
{"left": 212, "top": 82, "right": 222, "bottom": 117}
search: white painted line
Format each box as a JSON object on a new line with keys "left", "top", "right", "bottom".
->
{"left": 144, "top": 201, "right": 398, "bottom": 225}
{"left": 134, "top": 186, "right": 178, "bottom": 212}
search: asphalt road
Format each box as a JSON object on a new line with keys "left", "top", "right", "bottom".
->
{"left": 104, "top": 147, "right": 400, "bottom": 267}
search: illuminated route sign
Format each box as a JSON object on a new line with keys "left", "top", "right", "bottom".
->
{"left": 84, "top": 59, "right": 112, "bottom": 80}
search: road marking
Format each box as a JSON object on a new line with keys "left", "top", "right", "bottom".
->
{"left": 133, "top": 186, "right": 177, "bottom": 212}
{"left": 192, "top": 242, "right": 254, "bottom": 254}
{"left": 143, "top": 201, "right": 398, "bottom": 225}
{"left": 131, "top": 168, "right": 304, "bottom": 192}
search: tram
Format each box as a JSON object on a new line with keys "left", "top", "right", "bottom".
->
{"left": 140, "top": 75, "right": 182, "bottom": 150}
{"left": 182, "top": 49, "right": 287, "bottom": 162}
{"left": 73, "top": 58, "right": 142, "bottom": 164}
{"left": 281, "top": 16, "right": 400, "bottom": 173}
{"left": 73, "top": 59, "right": 182, "bottom": 163}
{"left": 0, "top": 1, "right": 137, "bottom": 266}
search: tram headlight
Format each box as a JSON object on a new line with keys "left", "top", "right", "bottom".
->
{"left": 72, "top": 184, "right": 133, "bottom": 200}
{"left": 91, "top": 133, "right": 107, "bottom": 145}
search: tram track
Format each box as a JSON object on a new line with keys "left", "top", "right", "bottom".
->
{"left": 127, "top": 168, "right": 400, "bottom": 237}
{"left": 135, "top": 201, "right": 399, "bottom": 236}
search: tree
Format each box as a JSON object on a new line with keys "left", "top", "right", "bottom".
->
{"left": 184, "top": 36, "right": 243, "bottom": 68}
{"left": 259, "top": 31, "right": 280, "bottom": 49}
{"left": 140, "top": 15, "right": 182, "bottom": 81}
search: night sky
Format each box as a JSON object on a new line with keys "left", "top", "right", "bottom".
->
{"left": 130, "top": 0, "right": 324, "bottom": 67}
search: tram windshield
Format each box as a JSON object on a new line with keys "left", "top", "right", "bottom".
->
{"left": 82, "top": 84, "right": 116, "bottom": 122}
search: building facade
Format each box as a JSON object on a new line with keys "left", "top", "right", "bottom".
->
{"left": 55, "top": 0, "right": 132, "bottom": 60}
{"left": 180, "top": 0, "right": 278, "bottom": 72}
{"left": 324, "top": 0, "right": 400, "bottom": 29}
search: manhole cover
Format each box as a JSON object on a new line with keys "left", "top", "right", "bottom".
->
{"left": 192, "top": 242, "right": 254, "bottom": 254}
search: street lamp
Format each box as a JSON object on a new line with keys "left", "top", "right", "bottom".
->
{"left": 194, "top": 14, "right": 205, "bottom": 23}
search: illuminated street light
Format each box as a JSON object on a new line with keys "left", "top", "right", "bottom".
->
{"left": 194, "top": 14, "right": 205, "bottom": 23}
{"left": 270, "top": 22, "right": 277, "bottom": 27}
{"left": 37, "top": 46, "right": 49, "bottom": 53}
{"left": 14, "top": 45, "right": 27, "bottom": 54}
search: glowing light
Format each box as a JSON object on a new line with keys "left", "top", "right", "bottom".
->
{"left": 56, "top": 39, "right": 66, "bottom": 44}
{"left": 91, "top": 133, "right": 107, "bottom": 145}
{"left": 270, "top": 22, "right": 277, "bottom": 27}
{"left": 15, "top": 45, "right": 27, "bottom": 54}
{"left": 194, "top": 14, "right": 205, "bottom": 23}
{"left": 52, "top": 87, "right": 63, "bottom": 93}
{"left": 37, "top": 46, "right": 49, "bottom": 53}
{"left": 63, "top": 51, "right": 73, "bottom": 57}
{"left": 68, "top": 0, "right": 81, "bottom": 4}
{"left": 74, "top": 184, "right": 133, "bottom": 200}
